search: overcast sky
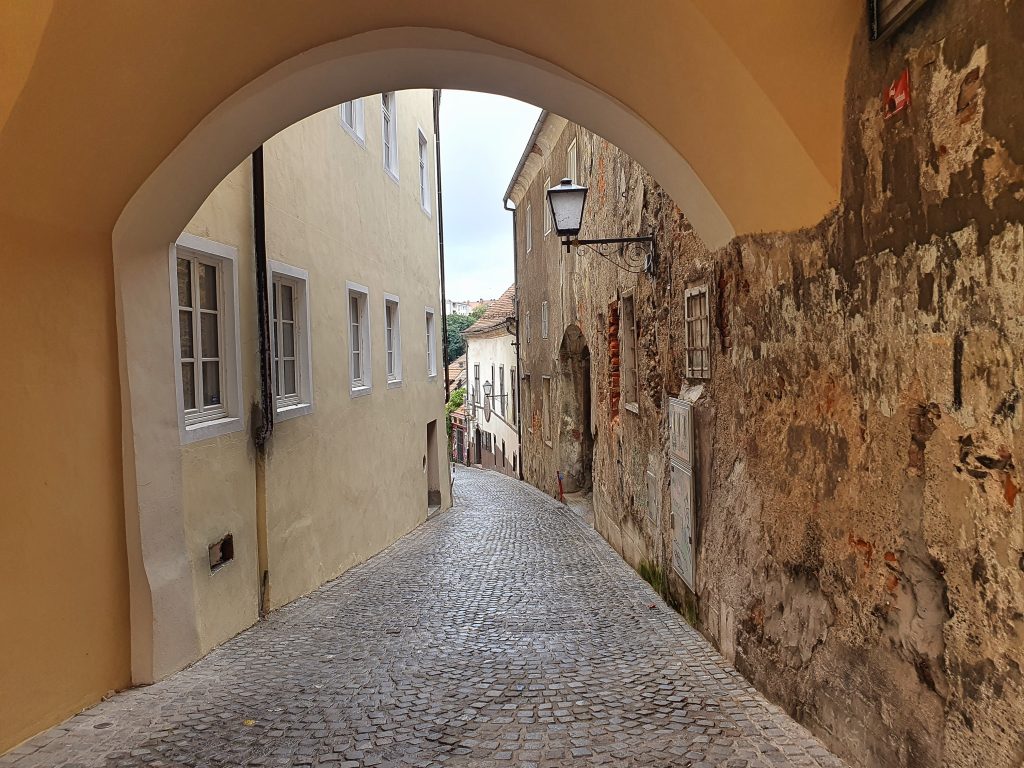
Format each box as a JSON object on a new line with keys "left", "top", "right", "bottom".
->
{"left": 439, "top": 91, "right": 541, "bottom": 303}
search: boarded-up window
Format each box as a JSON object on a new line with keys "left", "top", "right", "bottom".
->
{"left": 542, "top": 375, "right": 552, "bottom": 445}
{"left": 684, "top": 286, "right": 710, "bottom": 379}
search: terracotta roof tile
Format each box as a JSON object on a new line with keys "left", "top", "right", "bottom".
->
{"left": 463, "top": 284, "right": 516, "bottom": 336}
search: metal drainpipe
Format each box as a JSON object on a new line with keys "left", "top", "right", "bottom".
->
{"left": 252, "top": 146, "right": 274, "bottom": 448}
{"left": 251, "top": 146, "right": 273, "bottom": 618}
{"left": 433, "top": 90, "right": 451, "bottom": 402}
{"left": 504, "top": 199, "right": 523, "bottom": 480}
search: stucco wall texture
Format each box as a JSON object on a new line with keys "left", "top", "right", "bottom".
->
{"left": 172, "top": 92, "right": 451, "bottom": 673}
{"left": 514, "top": 4, "right": 1024, "bottom": 766}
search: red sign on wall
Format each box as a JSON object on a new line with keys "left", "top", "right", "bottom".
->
{"left": 884, "top": 68, "right": 911, "bottom": 119}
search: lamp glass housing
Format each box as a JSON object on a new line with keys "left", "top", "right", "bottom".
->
{"left": 546, "top": 178, "right": 588, "bottom": 238}
{"left": 483, "top": 381, "right": 493, "bottom": 397}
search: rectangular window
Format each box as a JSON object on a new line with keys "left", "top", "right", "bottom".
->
{"left": 384, "top": 293, "right": 402, "bottom": 387}
{"left": 426, "top": 308, "right": 437, "bottom": 377}
{"left": 525, "top": 310, "right": 531, "bottom": 344}
{"left": 171, "top": 234, "right": 243, "bottom": 443}
{"left": 348, "top": 282, "right": 372, "bottom": 396}
{"left": 381, "top": 92, "right": 398, "bottom": 179}
{"left": 620, "top": 294, "right": 639, "bottom": 410}
{"left": 270, "top": 261, "right": 313, "bottom": 419}
{"left": 567, "top": 137, "right": 578, "bottom": 183}
{"left": 340, "top": 99, "right": 365, "bottom": 144}
{"left": 473, "top": 364, "right": 481, "bottom": 412}
{"left": 542, "top": 375, "right": 552, "bottom": 445}
{"left": 418, "top": 129, "right": 431, "bottom": 213}
{"left": 499, "top": 365, "right": 506, "bottom": 418}
{"left": 525, "top": 203, "right": 533, "bottom": 254}
{"left": 541, "top": 301, "right": 549, "bottom": 339}
{"left": 685, "top": 286, "right": 711, "bottom": 379}
{"left": 543, "top": 176, "right": 552, "bottom": 234}
{"left": 511, "top": 367, "right": 517, "bottom": 425}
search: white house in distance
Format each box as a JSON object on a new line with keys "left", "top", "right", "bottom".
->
{"left": 464, "top": 285, "right": 520, "bottom": 477}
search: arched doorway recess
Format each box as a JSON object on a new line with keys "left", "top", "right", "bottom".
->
{"left": 557, "top": 325, "right": 594, "bottom": 494}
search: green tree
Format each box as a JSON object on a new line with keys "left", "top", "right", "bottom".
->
{"left": 445, "top": 386, "right": 466, "bottom": 442}
{"left": 444, "top": 303, "right": 490, "bottom": 364}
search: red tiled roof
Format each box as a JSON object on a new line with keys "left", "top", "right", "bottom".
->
{"left": 463, "top": 284, "right": 515, "bottom": 336}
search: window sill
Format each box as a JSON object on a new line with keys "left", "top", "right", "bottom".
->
{"left": 384, "top": 166, "right": 400, "bottom": 185}
{"left": 341, "top": 123, "right": 366, "bottom": 148}
{"left": 428, "top": 372, "right": 438, "bottom": 380}
{"left": 349, "top": 384, "right": 373, "bottom": 399}
{"left": 421, "top": 204, "right": 432, "bottom": 218}
{"left": 624, "top": 402, "right": 640, "bottom": 414}
{"left": 386, "top": 378, "right": 403, "bottom": 390}
{"left": 276, "top": 402, "right": 314, "bottom": 422}
{"left": 182, "top": 415, "right": 244, "bottom": 444}
{"left": 543, "top": 440, "right": 553, "bottom": 448}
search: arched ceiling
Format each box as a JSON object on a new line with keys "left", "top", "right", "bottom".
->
{"left": 0, "top": 1, "right": 861, "bottom": 249}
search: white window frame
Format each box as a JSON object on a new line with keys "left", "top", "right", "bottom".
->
{"left": 499, "top": 364, "right": 506, "bottom": 418}
{"left": 567, "top": 137, "right": 578, "bottom": 183}
{"left": 384, "top": 293, "right": 403, "bottom": 388}
{"left": 381, "top": 91, "right": 399, "bottom": 182}
{"left": 510, "top": 367, "right": 517, "bottom": 425}
{"left": 473, "top": 363, "right": 481, "bottom": 413}
{"left": 169, "top": 233, "right": 244, "bottom": 444}
{"left": 347, "top": 281, "right": 372, "bottom": 397}
{"left": 525, "top": 203, "right": 533, "bottom": 254}
{"left": 417, "top": 127, "right": 431, "bottom": 215}
{"left": 425, "top": 307, "right": 437, "bottom": 378}
{"left": 269, "top": 261, "right": 314, "bottom": 421}
{"left": 620, "top": 292, "right": 639, "bottom": 413}
{"left": 541, "top": 301, "right": 549, "bottom": 339}
{"left": 685, "top": 285, "right": 712, "bottom": 380}
{"left": 339, "top": 99, "right": 366, "bottom": 145}
{"left": 543, "top": 176, "right": 553, "bottom": 235}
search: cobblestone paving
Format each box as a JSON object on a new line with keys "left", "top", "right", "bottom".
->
{"left": 2, "top": 467, "right": 844, "bottom": 768}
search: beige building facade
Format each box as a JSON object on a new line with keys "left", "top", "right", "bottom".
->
{"left": 463, "top": 286, "right": 520, "bottom": 476}
{"left": 125, "top": 88, "right": 451, "bottom": 688}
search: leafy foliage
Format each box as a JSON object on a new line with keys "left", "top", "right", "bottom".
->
{"left": 445, "top": 386, "right": 466, "bottom": 441}
{"left": 444, "top": 303, "right": 488, "bottom": 364}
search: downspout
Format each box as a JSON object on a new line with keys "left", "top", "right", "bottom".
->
{"left": 504, "top": 198, "right": 524, "bottom": 480}
{"left": 251, "top": 146, "right": 272, "bottom": 617}
{"left": 433, "top": 89, "right": 451, "bottom": 402}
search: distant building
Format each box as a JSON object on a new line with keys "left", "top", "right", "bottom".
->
{"left": 463, "top": 285, "right": 519, "bottom": 477}
{"left": 445, "top": 299, "right": 472, "bottom": 316}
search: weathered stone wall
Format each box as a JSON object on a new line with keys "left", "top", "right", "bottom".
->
{"left": 514, "top": 2, "right": 1024, "bottom": 766}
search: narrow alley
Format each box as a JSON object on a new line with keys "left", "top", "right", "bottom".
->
{"left": 3, "top": 468, "right": 842, "bottom": 768}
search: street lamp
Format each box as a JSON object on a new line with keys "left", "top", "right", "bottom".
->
{"left": 546, "top": 178, "right": 655, "bottom": 271}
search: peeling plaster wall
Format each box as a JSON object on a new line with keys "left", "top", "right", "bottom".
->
{"left": 514, "top": 3, "right": 1024, "bottom": 765}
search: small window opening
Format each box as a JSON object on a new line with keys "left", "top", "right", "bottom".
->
{"left": 209, "top": 533, "right": 234, "bottom": 571}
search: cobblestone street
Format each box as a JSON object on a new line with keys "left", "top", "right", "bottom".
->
{"left": 3, "top": 468, "right": 843, "bottom": 768}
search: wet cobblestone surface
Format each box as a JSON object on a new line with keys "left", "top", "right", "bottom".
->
{"left": 2, "top": 467, "right": 844, "bottom": 767}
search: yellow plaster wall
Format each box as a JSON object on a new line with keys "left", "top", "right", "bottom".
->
{"left": 180, "top": 161, "right": 262, "bottom": 654}
{"left": 0, "top": 219, "right": 131, "bottom": 752}
{"left": 262, "top": 92, "right": 451, "bottom": 608}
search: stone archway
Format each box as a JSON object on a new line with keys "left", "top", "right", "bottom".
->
{"left": 558, "top": 325, "right": 593, "bottom": 494}
{"left": 1, "top": 4, "right": 864, "bottom": 738}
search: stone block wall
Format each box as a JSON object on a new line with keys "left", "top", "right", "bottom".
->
{"left": 514, "top": 2, "right": 1024, "bottom": 765}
